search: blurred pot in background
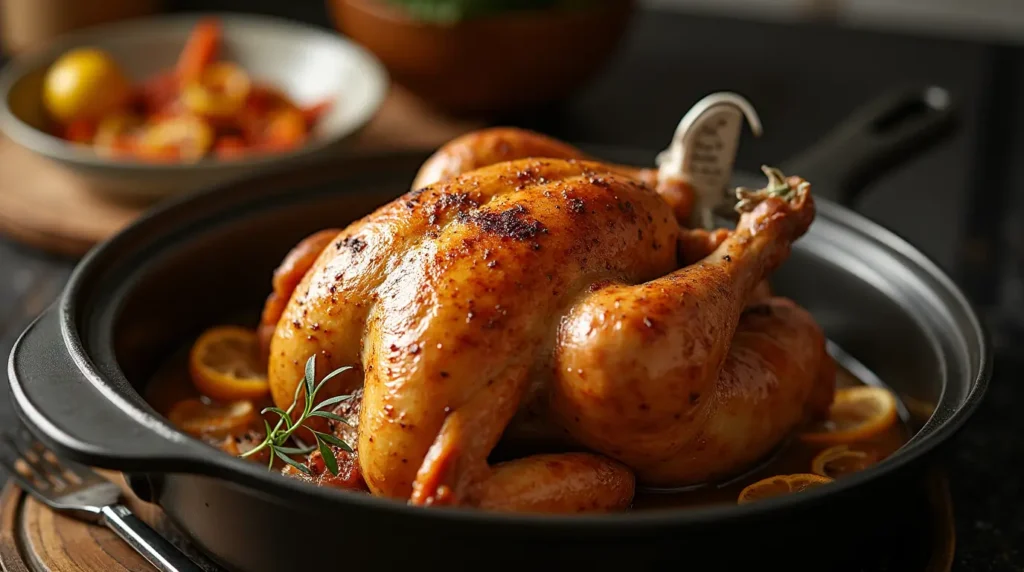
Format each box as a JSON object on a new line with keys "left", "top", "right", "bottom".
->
{"left": 327, "top": 0, "right": 634, "bottom": 116}
{"left": 0, "top": 0, "right": 162, "bottom": 55}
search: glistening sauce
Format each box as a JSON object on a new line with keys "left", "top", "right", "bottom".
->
{"left": 146, "top": 345, "right": 915, "bottom": 510}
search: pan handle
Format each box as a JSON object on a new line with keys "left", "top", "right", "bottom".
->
{"left": 779, "top": 85, "right": 957, "bottom": 207}
{"left": 7, "top": 307, "right": 215, "bottom": 474}
{"left": 8, "top": 306, "right": 369, "bottom": 511}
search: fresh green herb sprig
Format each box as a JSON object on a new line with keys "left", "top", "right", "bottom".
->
{"left": 733, "top": 165, "right": 808, "bottom": 213}
{"left": 239, "top": 355, "right": 354, "bottom": 476}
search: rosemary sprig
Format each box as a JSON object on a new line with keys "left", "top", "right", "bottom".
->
{"left": 239, "top": 355, "right": 355, "bottom": 476}
{"left": 733, "top": 165, "right": 809, "bottom": 213}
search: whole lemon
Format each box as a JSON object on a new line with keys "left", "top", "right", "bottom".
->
{"left": 42, "top": 47, "right": 132, "bottom": 125}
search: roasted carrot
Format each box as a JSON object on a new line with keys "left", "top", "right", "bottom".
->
{"left": 134, "top": 144, "right": 181, "bottom": 163}
{"left": 300, "top": 99, "right": 333, "bottom": 127}
{"left": 262, "top": 108, "right": 307, "bottom": 151}
{"left": 214, "top": 135, "right": 247, "bottom": 159}
{"left": 176, "top": 18, "right": 221, "bottom": 83}
{"left": 236, "top": 107, "right": 267, "bottom": 144}
{"left": 63, "top": 119, "right": 96, "bottom": 144}
{"left": 136, "top": 70, "right": 180, "bottom": 116}
{"left": 105, "top": 135, "right": 137, "bottom": 158}
{"left": 245, "top": 84, "right": 295, "bottom": 114}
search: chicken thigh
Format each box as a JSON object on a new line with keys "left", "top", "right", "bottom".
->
{"left": 261, "top": 129, "right": 835, "bottom": 511}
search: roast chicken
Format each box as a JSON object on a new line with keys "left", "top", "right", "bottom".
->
{"left": 258, "top": 128, "right": 836, "bottom": 512}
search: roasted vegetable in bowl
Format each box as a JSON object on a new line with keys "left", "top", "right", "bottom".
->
{"left": 40, "top": 17, "right": 334, "bottom": 162}
{"left": 42, "top": 47, "right": 132, "bottom": 125}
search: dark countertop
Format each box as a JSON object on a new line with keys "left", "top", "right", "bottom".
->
{"left": 1, "top": 5, "right": 1022, "bottom": 570}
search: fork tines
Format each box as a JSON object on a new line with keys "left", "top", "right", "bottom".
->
{"left": 0, "top": 430, "right": 90, "bottom": 492}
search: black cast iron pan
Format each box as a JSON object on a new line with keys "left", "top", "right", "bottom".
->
{"left": 7, "top": 86, "right": 989, "bottom": 570}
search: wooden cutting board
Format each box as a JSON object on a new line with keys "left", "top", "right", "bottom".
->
{"left": 0, "top": 86, "right": 483, "bottom": 259}
{"left": 0, "top": 470, "right": 223, "bottom": 571}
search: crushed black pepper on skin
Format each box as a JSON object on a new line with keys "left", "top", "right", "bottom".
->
{"left": 568, "top": 197, "right": 586, "bottom": 214}
{"left": 437, "top": 192, "right": 478, "bottom": 212}
{"left": 337, "top": 236, "right": 367, "bottom": 253}
{"left": 458, "top": 204, "right": 546, "bottom": 240}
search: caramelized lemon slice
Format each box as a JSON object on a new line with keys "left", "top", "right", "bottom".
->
{"left": 799, "top": 386, "right": 898, "bottom": 445}
{"left": 811, "top": 444, "right": 875, "bottom": 478}
{"left": 181, "top": 61, "right": 252, "bottom": 119}
{"left": 737, "top": 474, "right": 833, "bottom": 504}
{"left": 136, "top": 114, "right": 215, "bottom": 162}
{"left": 188, "top": 325, "right": 269, "bottom": 401}
{"left": 167, "top": 398, "right": 257, "bottom": 438}
{"left": 93, "top": 111, "right": 142, "bottom": 157}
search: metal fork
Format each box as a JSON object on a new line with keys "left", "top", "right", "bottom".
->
{"left": 0, "top": 431, "right": 202, "bottom": 572}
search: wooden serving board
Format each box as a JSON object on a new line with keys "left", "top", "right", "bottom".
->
{"left": 0, "top": 468, "right": 223, "bottom": 572}
{"left": 0, "top": 86, "right": 484, "bottom": 259}
{"left": 0, "top": 469, "right": 957, "bottom": 572}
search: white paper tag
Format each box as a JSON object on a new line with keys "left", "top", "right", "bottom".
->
{"left": 656, "top": 92, "right": 763, "bottom": 229}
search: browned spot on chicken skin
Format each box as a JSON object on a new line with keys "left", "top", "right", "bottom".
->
{"left": 458, "top": 204, "right": 547, "bottom": 240}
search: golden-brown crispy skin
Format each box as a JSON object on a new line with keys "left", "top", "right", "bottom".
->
{"left": 413, "top": 127, "right": 694, "bottom": 224}
{"left": 262, "top": 131, "right": 835, "bottom": 512}
{"left": 474, "top": 453, "right": 635, "bottom": 513}
{"left": 364, "top": 160, "right": 679, "bottom": 503}
{"left": 412, "top": 127, "right": 591, "bottom": 190}
{"left": 258, "top": 229, "right": 341, "bottom": 362}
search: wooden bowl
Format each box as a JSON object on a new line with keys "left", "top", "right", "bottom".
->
{"left": 327, "top": 0, "right": 634, "bottom": 115}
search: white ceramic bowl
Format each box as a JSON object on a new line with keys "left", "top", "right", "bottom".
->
{"left": 0, "top": 12, "right": 388, "bottom": 202}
